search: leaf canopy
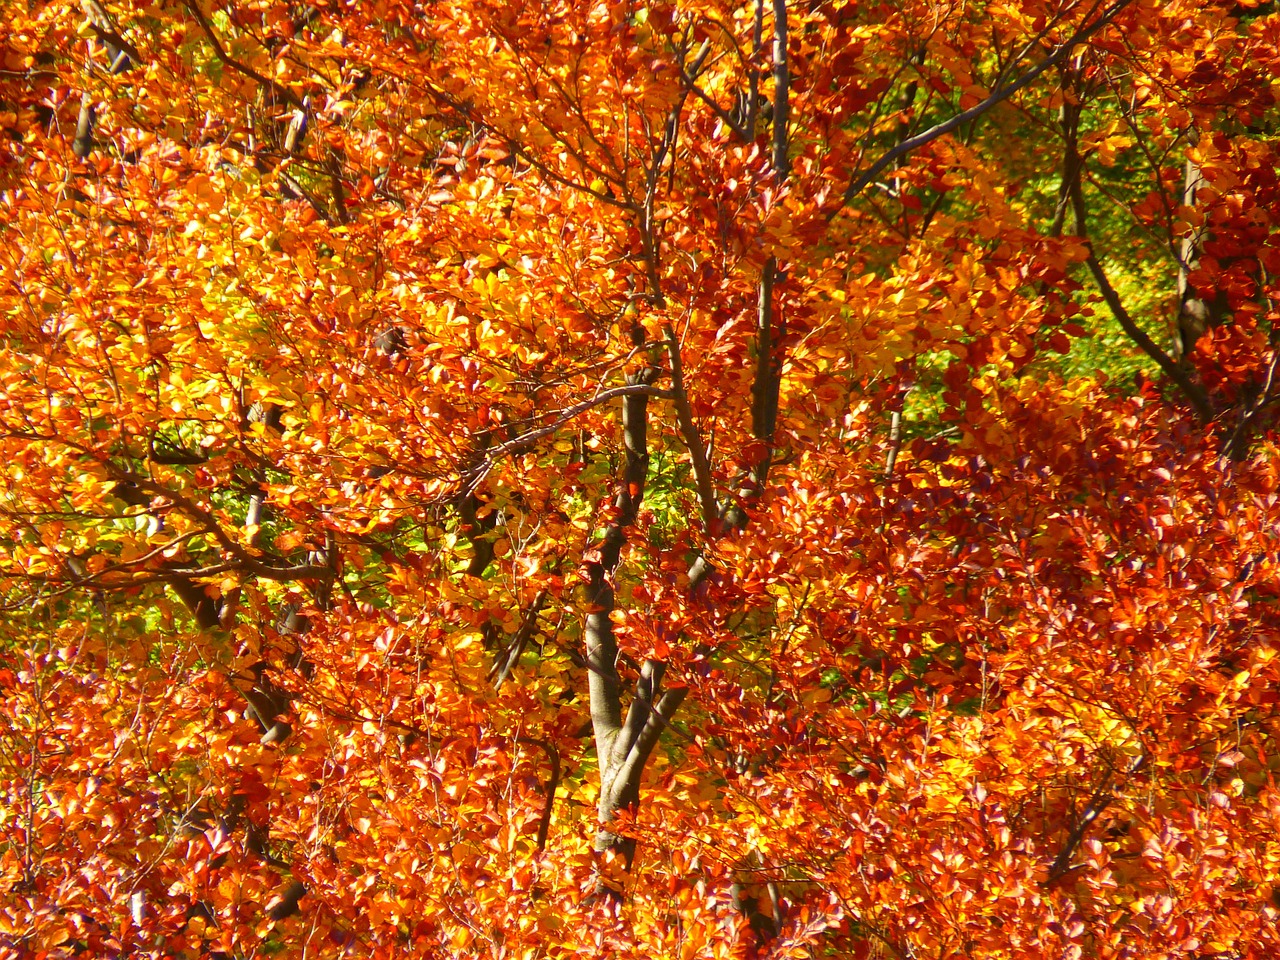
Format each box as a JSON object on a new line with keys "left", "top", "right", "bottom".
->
{"left": 2, "top": 0, "right": 1280, "bottom": 957}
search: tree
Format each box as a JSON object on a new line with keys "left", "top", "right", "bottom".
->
{"left": 2, "top": 0, "right": 1279, "bottom": 956}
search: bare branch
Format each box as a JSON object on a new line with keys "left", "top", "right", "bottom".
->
{"left": 1047, "top": 752, "right": 1146, "bottom": 884}
{"left": 516, "top": 737, "right": 561, "bottom": 852}
{"left": 461, "top": 383, "right": 672, "bottom": 493}
{"left": 1060, "top": 122, "right": 1213, "bottom": 420}
{"left": 679, "top": 75, "right": 749, "bottom": 140}
{"left": 746, "top": 0, "right": 765, "bottom": 135}
{"left": 584, "top": 365, "right": 663, "bottom": 873}
{"left": 490, "top": 590, "right": 548, "bottom": 690}
{"left": 770, "top": 0, "right": 790, "bottom": 180}
{"left": 665, "top": 326, "right": 719, "bottom": 532}
{"left": 885, "top": 409, "right": 903, "bottom": 479}
{"left": 836, "top": 0, "right": 1134, "bottom": 212}
{"left": 181, "top": 0, "right": 304, "bottom": 110}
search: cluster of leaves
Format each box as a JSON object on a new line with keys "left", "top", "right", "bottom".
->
{"left": 2, "top": 0, "right": 1279, "bottom": 957}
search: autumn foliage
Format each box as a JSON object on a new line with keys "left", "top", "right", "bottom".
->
{"left": 3, "top": 0, "right": 1280, "bottom": 957}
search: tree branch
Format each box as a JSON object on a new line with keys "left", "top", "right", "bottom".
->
{"left": 516, "top": 736, "right": 561, "bottom": 852}
{"left": 836, "top": 0, "right": 1134, "bottom": 212}
{"left": 461, "top": 383, "right": 672, "bottom": 494}
{"left": 1062, "top": 127, "right": 1213, "bottom": 420}
{"left": 181, "top": 0, "right": 304, "bottom": 110}
{"left": 770, "top": 0, "right": 790, "bottom": 181}
{"left": 746, "top": 0, "right": 765, "bottom": 136}
{"left": 687, "top": 2, "right": 791, "bottom": 591}
{"left": 665, "top": 326, "right": 718, "bottom": 532}
{"left": 490, "top": 590, "right": 547, "bottom": 690}
{"left": 1047, "top": 752, "right": 1145, "bottom": 884}
{"left": 585, "top": 365, "right": 662, "bottom": 870}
